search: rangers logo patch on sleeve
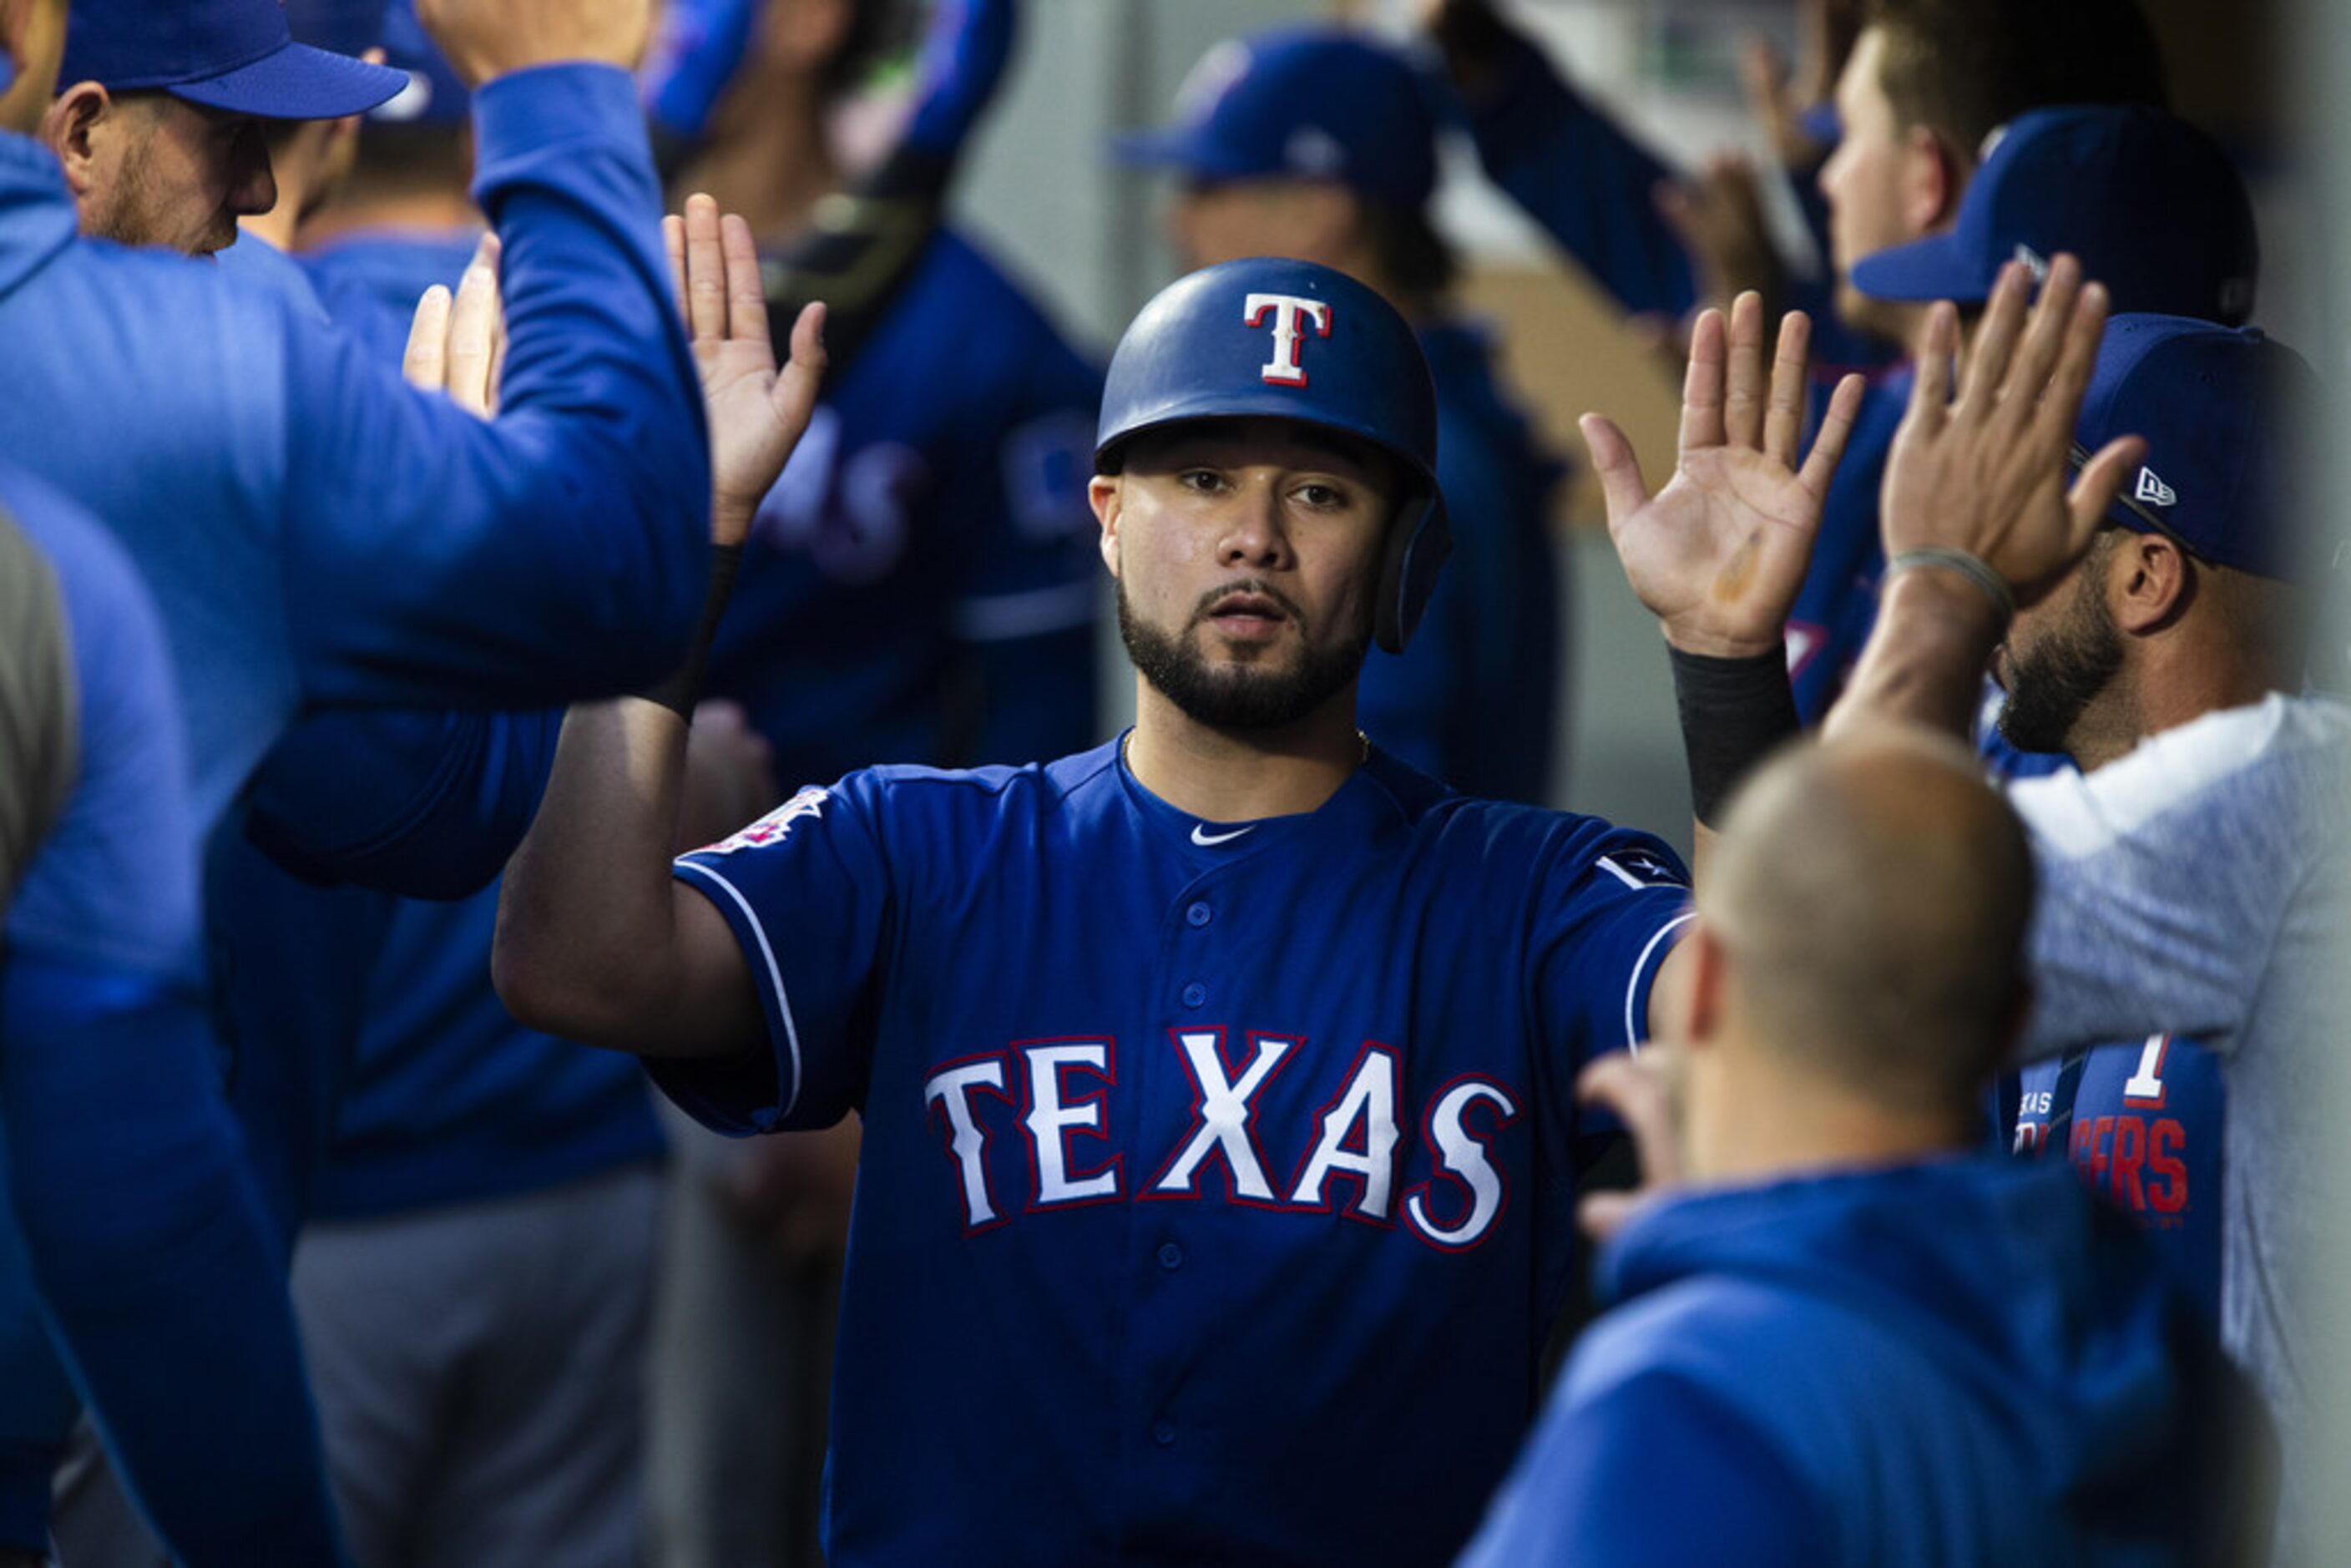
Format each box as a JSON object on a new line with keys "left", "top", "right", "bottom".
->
{"left": 703, "top": 786, "right": 831, "bottom": 856}
{"left": 1597, "top": 849, "right": 1685, "bottom": 889}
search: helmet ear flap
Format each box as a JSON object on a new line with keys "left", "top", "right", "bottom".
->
{"left": 1374, "top": 493, "right": 1450, "bottom": 654}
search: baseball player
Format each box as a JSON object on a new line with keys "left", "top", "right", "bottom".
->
{"left": 488, "top": 254, "right": 1888, "bottom": 1565}
{"left": 1460, "top": 728, "right": 2261, "bottom": 1565}
{"left": 1838, "top": 102, "right": 2263, "bottom": 1321}
{"left": 1779, "top": 0, "right": 2170, "bottom": 719}
{"left": 1120, "top": 26, "right": 1565, "bottom": 802}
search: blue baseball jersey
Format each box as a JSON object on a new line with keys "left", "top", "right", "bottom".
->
{"left": 1786, "top": 367, "right": 1911, "bottom": 722}
{"left": 1356, "top": 319, "right": 1565, "bottom": 803}
{"left": 655, "top": 738, "right": 1691, "bottom": 1564}
{"left": 713, "top": 227, "right": 1102, "bottom": 782}
{"left": 1978, "top": 718, "right": 2224, "bottom": 1318}
{"left": 1453, "top": 28, "right": 1696, "bottom": 320}
{"left": 2010, "top": 1037, "right": 2225, "bottom": 1321}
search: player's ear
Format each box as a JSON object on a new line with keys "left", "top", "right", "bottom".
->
{"left": 1678, "top": 924, "right": 1728, "bottom": 1048}
{"left": 2110, "top": 533, "right": 2193, "bottom": 635}
{"left": 1899, "top": 123, "right": 1961, "bottom": 235}
{"left": 40, "top": 79, "right": 110, "bottom": 192}
{"left": 1090, "top": 474, "right": 1123, "bottom": 577}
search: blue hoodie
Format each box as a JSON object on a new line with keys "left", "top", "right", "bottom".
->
{"left": 1461, "top": 1156, "right": 2259, "bottom": 1566}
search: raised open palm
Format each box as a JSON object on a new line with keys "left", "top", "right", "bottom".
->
{"left": 1583, "top": 294, "right": 1864, "bottom": 658}
{"left": 665, "top": 194, "right": 828, "bottom": 545}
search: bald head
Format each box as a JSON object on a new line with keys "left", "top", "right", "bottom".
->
{"left": 1704, "top": 727, "right": 2035, "bottom": 1116}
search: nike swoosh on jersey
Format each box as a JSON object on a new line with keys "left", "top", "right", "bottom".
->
{"left": 1191, "top": 824, "right": 1255, "bottom": 847}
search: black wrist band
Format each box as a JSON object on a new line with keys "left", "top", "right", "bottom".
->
{"left": 1670, "top": 643, "right": 1801, "bottom": 828}
{"left": 640, "top": 543, "right": 745, "bottom": 719}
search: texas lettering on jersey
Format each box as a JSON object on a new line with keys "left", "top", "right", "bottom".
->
{"left": 923, "top": 1028, "right": 1522, "bottom": 1250}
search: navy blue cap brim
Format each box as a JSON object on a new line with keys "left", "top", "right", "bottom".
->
{"left": 1111, "top": 126, "right": 1272, "bottom": 185}
{"left": 169, "top": 42, "right": 407, "bottom": 121}
{"left": 1849, "top": 230, "right": 1996, "bottom": 306}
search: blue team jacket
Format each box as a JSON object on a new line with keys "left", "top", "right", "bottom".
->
{"left": 1462, "top": 1155, "right": 2258, "bottom": 1565}
{"left": 0, "top": 63, "right": 708, "bottom": 1560}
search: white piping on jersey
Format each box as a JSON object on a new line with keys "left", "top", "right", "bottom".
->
{"left": 951, "top": 581, "right": 1100, "bottom": 642}
{"left": 1624, "top": 911, "right": 1698, "bottom": 1055}
{"left": 676, "top": 859, "right": 806, "bottom": 1120}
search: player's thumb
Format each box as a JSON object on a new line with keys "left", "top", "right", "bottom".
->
{"left": 1578, "top": 414, "right": 1650, "bottom": 531}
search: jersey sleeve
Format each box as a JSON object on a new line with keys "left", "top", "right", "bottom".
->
{"left": 278, "top": 64, "right": 712, "bottom": 712}
{"left": 1456, "top": 1368, "right": 1823, "bottom": 1567}
{"left": 1532, "top": 822, "right": 1696, "bottom": 1065}
{"left": 1456, "top": 31, "right": 1697, "bottom": 320}
{"left": 2008, "top": 701, "right": 2349, "bottom": 1060}
{"left": 655, "top": 775, "right": 898, "bottom": 1134}
{"left": 241, "top": 706, "right": 560, "bottom": 901}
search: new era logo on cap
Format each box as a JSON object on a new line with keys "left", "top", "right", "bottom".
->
{"left": 2135, "top": 467, "right": 2178, "bottom": 508}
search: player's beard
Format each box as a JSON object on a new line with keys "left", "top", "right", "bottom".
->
{"left": 1996, "top": 564, "right": 2126, "bottom": 757}
{"left": 1117, "top": 577, "right": 1370, "bottom": 731}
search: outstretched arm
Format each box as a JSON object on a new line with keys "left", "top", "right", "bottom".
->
{"left": 1584, "top": 291, "right": 1863, "bottom": 868}
{"left": 496, "top": 200, "right": 827, "bottom": 1058}
{"left": 1825, "top": 256, "right": 2141, "bottom": 740}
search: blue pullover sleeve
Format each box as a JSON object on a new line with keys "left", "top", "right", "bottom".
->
{"left": 280, "top": 64, "right": 711, "bottom": 711}
{"left": 243, "top": 706, "right": 562, "bottom": 900}
{"left": 1458, "top": 33, "right": 1697, "bottom": 320}
{"left": 2, "top": 962, "right": 346, "bottom": 1566}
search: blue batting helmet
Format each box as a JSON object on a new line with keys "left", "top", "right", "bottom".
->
{"left": 1095, "top": 257, "right": 1449, "bottom": 654}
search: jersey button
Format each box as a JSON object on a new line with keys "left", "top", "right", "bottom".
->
{"left": 1181, "top": 981, "right": 1206, "bottom": 1009}
{"left": 1185, "top": 901, "right": 1212, "bottom": 928}
{"left": 1156, "top": 1241, "right": 1184, "bottom": 1270}
{"left": 1150, "top": 1419, "right": 1177, "bottom": 1447}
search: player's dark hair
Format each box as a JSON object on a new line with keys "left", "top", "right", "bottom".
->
{"left": 1359, "top": 200, "right": 1459, "bottom": 307}
{"left": 346, "top": 123, "right": 473, "bottom": 195}
{"left": 1863, "top": 0, "right": 2168, "bottom": 154}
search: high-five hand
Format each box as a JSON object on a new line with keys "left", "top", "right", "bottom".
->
{"left": 1583, "top": 293, "right": 1866, "bottom": 658}
{"left": 1880, "top": 255, "right": 2142, "bottom": 609}
{"left": 664, "top": 194, "right": 829, "bottom": 547}
{"left": 402, "top": 233, "right": 505, "bottom": 419}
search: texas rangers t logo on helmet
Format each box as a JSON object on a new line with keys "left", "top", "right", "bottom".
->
{"left": 1244, "top": 293, "right": 1332, "bottom": 387}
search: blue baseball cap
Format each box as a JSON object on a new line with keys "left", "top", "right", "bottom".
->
{"left": 60, "top": 0, "right": 407, "bottom": 120}
{"left": 1115, "top": 28, "right": 1438, "bottom": 211}
{"left": 365, "top": 0, "right": 469, "bottom": 128}
{"left": 1853, "top": 106, "right": 2258, "bottom": 326}
{"left": 2071, "top": 315, "right": 2315, "bottom": 579}
{"left": 282, "top": 0, "right": 383, "bottom": 58}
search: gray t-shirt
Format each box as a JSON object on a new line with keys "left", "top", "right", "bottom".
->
{"left": 0, "top": 508, "right": 74, "bottom": 910}
{"left": 2010, "top": 691, "right": 2351, "bottom": 1535}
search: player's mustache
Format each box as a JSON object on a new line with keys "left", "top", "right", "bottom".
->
{"left": 1189, "top": 579, "right": 1305, "bottom": 633}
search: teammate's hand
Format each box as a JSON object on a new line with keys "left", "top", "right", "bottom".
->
{"left": 724, "top": 1117, "right": 862, "bottom": 1266}
{"left": 665, "top": 194, "right": 829, "bottom": 548}
{"left": 1584, "top": 292, "right": 1865, "bottom": 659}
{"left": 676, "top": 700, "right": 779, "bottom": 855}
{"left": 1575, "top": 1048, "right": 1686, "bottom": 1242}
{"left": 416, "top": 0, "right": 654, "bottom": 88}
{"left": 402, "top": 233, "right": 505, "bottom": 419}
{"left": 1880, "top": 255, "right": 2142, "bottom": 610}
{"left": 1656, "top": 154, "right": 1782, "bottom": 316}
{"left": 1421, "top": 0, "right": 1524, "bottom": 102}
